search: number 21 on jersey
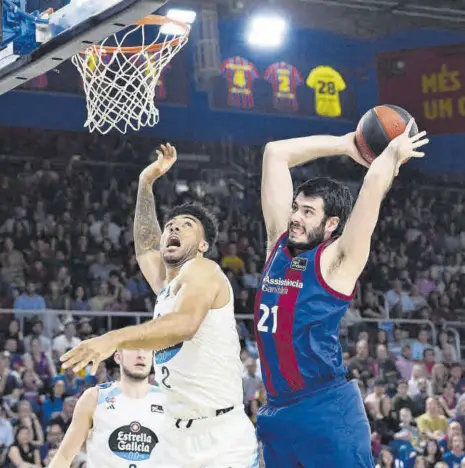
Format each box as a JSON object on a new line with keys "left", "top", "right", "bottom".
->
{"left": 257, "top": 304, "right": 278, "bottom": 333}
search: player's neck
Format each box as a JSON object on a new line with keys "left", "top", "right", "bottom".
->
{"left": 118, "top": 378, "right": 150, "bottom": 399}
{"left": 165, "top": 264, "right": 182, "bottom": 283}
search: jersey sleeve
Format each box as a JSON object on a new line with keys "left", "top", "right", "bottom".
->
{"left": 306, "top": 67, "right": 319, "bottom": 89}
{"left": 333, "top": 70, "right": 346, "bottom": 91}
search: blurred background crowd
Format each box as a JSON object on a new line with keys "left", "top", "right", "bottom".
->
{"left": 0, "top": 128, "right": 465, "bottom": 467}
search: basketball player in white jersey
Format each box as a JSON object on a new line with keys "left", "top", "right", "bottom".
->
{"left": 49, "top": 349, "right": 164, "bottom": 468}
{"left": 61, "top": 143, "right": 258, "bottom": 467}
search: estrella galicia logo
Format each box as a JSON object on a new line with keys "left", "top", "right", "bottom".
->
{"left": 291, "top": 257, "right": 308, "bottom": 272}
{"left": 108, "top": 422, "right": 158, "bottom": 461}
{"left": 154, "top": 342, "right": 183, "bottom": 364}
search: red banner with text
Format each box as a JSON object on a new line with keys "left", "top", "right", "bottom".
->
{"left": 377, "top": 43, "right": 465, "bottom": 135}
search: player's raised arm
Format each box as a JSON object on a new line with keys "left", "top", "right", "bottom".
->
{"left": 261, "top": 134, "right": 368, "bottom": 257}
{"left": 48, "top": 388, "right": 97, "bottom": 468}
{"left": 330, "top": 120, "right": 429, "bottom": 282}
{"left": 134, "top": 143, "right": 177, "bottom": 294}
{"left": 61, "top": 258, "right": 223, "bottom": 373}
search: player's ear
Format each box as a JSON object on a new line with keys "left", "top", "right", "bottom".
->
{"left": 113, "top": 350, "right": 121, "bottom": 365}
{"left": 326, "top": 216, "right": 340, "bottom": 235}
{"left": 199, "top": 240, "right": 209, "bottom": 254}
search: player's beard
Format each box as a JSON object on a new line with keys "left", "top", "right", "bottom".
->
{"left": 162, "top": 243, "right": 199, "bottom": 268}
{"left": 287, "top": 218, "right": 327, "bottom": 253}
{"left": 121, "top": 364, "right": 150, "bottom": 382}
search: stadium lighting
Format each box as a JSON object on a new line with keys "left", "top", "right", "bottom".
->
{"left": 246, "top": 15, "right": 288, "bottom": 48}
{"left": 161, "top": 8, "right": 197, "bottom": 35}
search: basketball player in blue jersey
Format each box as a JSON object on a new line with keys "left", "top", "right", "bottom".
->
{"left": 255, "top": 119, "right": 428, "bottom": 468}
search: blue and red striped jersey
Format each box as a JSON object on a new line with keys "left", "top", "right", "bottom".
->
{"left": 254, "top": 233, "right": 354, "bottom": 405}
{"left": 264, "top": 62, "right": 303, "bottom": 111}
{"left": 220, "top": 56, "right": 259, "bottom": 109}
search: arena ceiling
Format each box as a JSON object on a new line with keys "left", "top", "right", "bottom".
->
{"left": 186, "top": 0, "right": 465, "bottom": 38}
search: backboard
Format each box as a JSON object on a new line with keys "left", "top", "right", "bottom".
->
{"left": 0, "top": 0, "right": 166, "bottom": 94}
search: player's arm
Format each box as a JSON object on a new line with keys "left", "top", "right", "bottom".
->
{"left": 48, "top": 388, "right": 97, "bottom": 468}
{"left": 134, "top": 144, "right": 177, "bottom": 295}
{"left": 113, "top": 258, "right": 221, "bottom": 350}
{"left": 61, "top": 259, "right": 223, "bottom": 374}
{"left": 261, "top": 134, "right": 367, "bottom": 256}
{"left": 324, "top": 121, "right": 428, "bottom": 288}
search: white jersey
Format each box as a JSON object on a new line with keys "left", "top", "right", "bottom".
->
{"left": 86, "top": 382, "right": 165, "bottom": 468}
{"left": 153, "top": 262, "right": 243, "bottom": 419}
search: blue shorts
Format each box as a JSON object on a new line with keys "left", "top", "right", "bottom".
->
{"left": 256, "top": 379, "right": 374, "bottom": 468}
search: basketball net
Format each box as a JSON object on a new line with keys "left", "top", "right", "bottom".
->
{"left": 72, "top": 16, "right": 189, "bottom": 134}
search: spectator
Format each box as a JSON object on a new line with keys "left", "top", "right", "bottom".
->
{"left": 424, "top": 348, "right": 436, "bottom": 375}
{"left": 417, "top": 397, "right": 448, "bottom": 442}
{"left": 52, "top": 321, "right": 81, "bottom": 357}
{"left": 242, "top": 261, "right": 260, "bottom": 290}
{"left": 12, "top": 400, "right": 43, "bottom": 449}
{"left": 349, "top": 340, "right": 375, "bottom": 386}
{"left": 385, "top": 279, "right": 416, "bottom": 317}
{"left": 375, "top": 447, "right": 395, "bottom": 468}
{"left": 0, "top": 352, "right": 21, "bottom": 398}
{"left": 392, "top": 380, "right": 417, "bottom": 419}
{"left": 48, "top": 396, "right": 76, "bottom": 433}
{"left": 5, "top": 425, "right": 41, "bottom": 467}
{"left": 423, "top": 440, "right": 441, "bottom": 467}
{"left": 409, "top": 363, "right": 433, "bottom": 398}
{"left": 40, "top": 422, "right": 63, "bottom": 463}
{"left": 53, "top": 367, "right": 82, "bottom": 396}
{"left": 13, "top": 282, "right": 46, "bottom": 319}
{"left": 365, "top": 379, "right": 388, "bottom": 419}
{"left": 389, "top": 327, "right": 406, "bottom": 358}
{"left": 69, "top": 285, "right": 90, "bottom": 312}
{"left": 397, "top": 344, "right": 414, "bottom": 381}
{"left": 431, "top": 364, "right": 449, "bottom": 396}
{"left": 439, "top": 421, "right": 463, "bottom": 454}
{"left": 394, "top": 407, "right": 421, "bottom": 450}
{"left": 411, "top": 329, "right": 433, "bottom": 361}
{"left": 0, "top": 402, "right": 14, "bottom": 460}
{"left": 242, "top": 358, "right": 261, "bottom": 409}
{"left": 442, "top": 434, "right": 465, "bottom": 467}
{"left": 374, "top": 344, "right": 400, "bottom": 396}
{"left": 24, "top": 337, "right": 56, "bottom": 382}
{"left": 0, "top": 237, "right": 26, "bottom": 286}
{"left": 221, "top": 243, "right": 245, "bottom": 275}
{"left": 435, "top": 331, "right": 457, "bottom": 363}
{"left": 41, "top": 380, "right": 65, "bottom": 427}
{"left": 438, "top": 382, "right": 457, "bottom": 419}
{"left": 23, "top": 319, "right": 51, "bottom": 354}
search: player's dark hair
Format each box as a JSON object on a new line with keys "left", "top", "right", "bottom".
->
{"left": 294, "top": 177, "right": 353, "bottom": 237}
{"left": 165, "top": 202, "right": 218, "bottom": 252}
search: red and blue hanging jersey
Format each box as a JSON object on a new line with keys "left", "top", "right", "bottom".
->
{"left": 264, "top": 62, "right": 303, "bottom": 111}
{"left": 254, "top": 233, "right": 355, "bottom": 405}
{"left": 220, "top": 56, "right": 259, "bottom": 109}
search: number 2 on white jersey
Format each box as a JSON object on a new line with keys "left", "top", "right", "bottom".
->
{"left": 257, "top": 304, "right": 278, "bottom": 333}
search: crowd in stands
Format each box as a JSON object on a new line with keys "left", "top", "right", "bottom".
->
{"left": 0, "top": 128, "right": 465, "bottom": 467}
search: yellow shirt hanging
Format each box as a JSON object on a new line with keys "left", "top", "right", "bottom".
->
{"left": 306, "top": 65, "right": 346, "bottom": 118}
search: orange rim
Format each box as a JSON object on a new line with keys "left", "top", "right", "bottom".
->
{"left": 83, "top": 14, "right": 189, "bottom": 55}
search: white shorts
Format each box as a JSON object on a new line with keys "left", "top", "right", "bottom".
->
{"left": 156, "top": 406, "right": 259, "bottom": 468}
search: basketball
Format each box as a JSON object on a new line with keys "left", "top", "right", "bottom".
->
{"left": 355, "top": 105, "right": 419, "bottom": 164}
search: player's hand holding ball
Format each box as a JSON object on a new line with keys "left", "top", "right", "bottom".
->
{"left": 140, "top": 143, "right": 177, "bottom": 184}
{"left": 354, "top": 104, "right": 428, "bottom": 175}
{"left": 386, "top": 119, "right": 428, "bottom": 174}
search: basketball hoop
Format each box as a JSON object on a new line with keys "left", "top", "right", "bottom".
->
{"left": 72, "top": 14, "right": 189, "bottom": 134}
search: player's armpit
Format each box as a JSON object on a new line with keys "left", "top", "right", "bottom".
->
{"left": 137, "top": 251, "right": 166, "bottom": 295}
{"left": 324, "top": 155, "right": 397, "bottom": 291}
{"left": 48, "top": 388, "right": 97, "bottom": 468}
{"left": 114, "top": 258, "right": 222, "bottom": 350}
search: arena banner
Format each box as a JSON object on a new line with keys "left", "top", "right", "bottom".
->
{"left": 18, "top": 47, "right": 190, "bottom": 106}
{"left": 377, "top": 43, "right": 465, "bottom": 135}
{"left": 210, "top": 56, "right": 356, "bottom": 120}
